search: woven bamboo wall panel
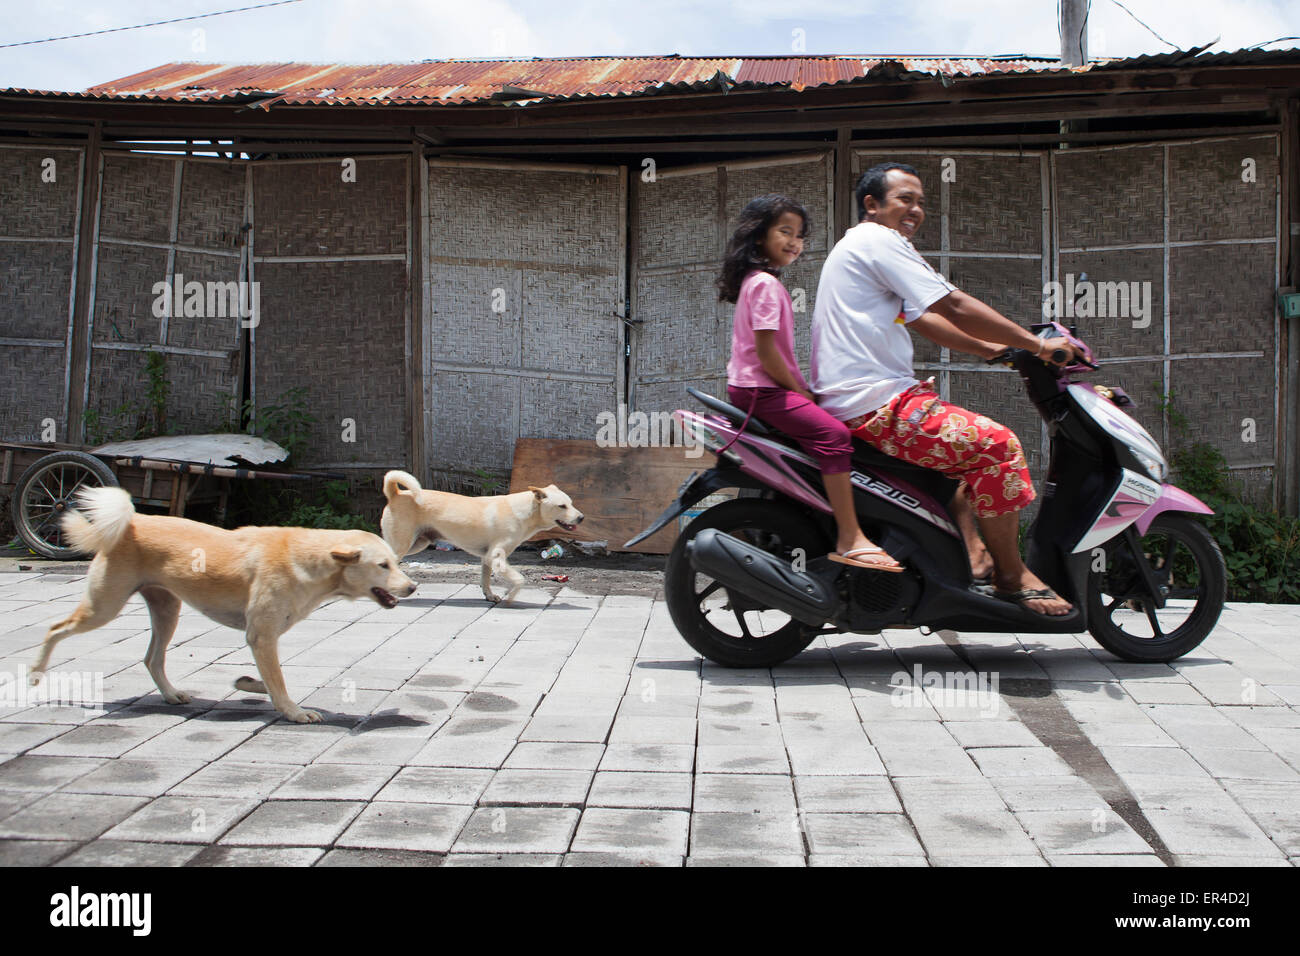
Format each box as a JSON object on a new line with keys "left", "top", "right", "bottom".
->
{"left": 519, "top": 377, "right": 618, "bottom": 444}
{"left": 86, "top": 348, "right": 237, "bottom": 438}
{"left": 521, "top": 269, "right": 621, "bottom": 378}
{"left": 946, "top": 370, "right": 1045, "bottom": 481}
{"left": 0, "top": 241, "right": 75, "bottom": 340}
{"left": 1168, "top": 137, "right": 1276, "bottom": 242}
{"left": 254, "top": 260, "right": 407, "bottom": 464}
{"left": 429, "top": 369, "right": 519, "bottom": 473}
{"left": 635, "top": 377, "right": 728, "bottom": 423}
{"left": 428, "top": 165, "right": 621, "bottom": 269}
{"left": 634, "top": 270, "right": 725, "bottom": 383}
{"left": 724, "top": 158, "right": 830, "bottom": 254}
{"left": 0, "top": 147, "right": 80, "bottom": 238}
{"left": 1091, "top": 360, "right": 1166, "bottom": 442}
{"left": 945, "top": 256, "right": 1043, "bottom": 330}
{"left": 852, "top": 154, "right": 944, "bottom": 221}
{"left": 427, "top": 263, "right": 520, "bottom": 367}
{"left": 254, "top": 157, "right": 406, "bottom": 257}
{"left": 91, "top": 243, "right": 168, "bottom": 345}
{"left": 1169, "top": 358, "right": 1273, "bottom": 465}
{"left": 1055, "top": 250, "right": 1164, "bottom": 360}
{"left": 636, "top": 169, "right": 718, "bottom": 270}
{"left": 177, "top": 161, "right": 246, "bottom": 250}
{"left": 777, "top": 253, "right": 825, "bottom": 369}
{"left": 1055, "top": 147, "right": 1163, "bottom": 247}
{"left": 99, "top": 155, "right": 175, "bottom": 243}
{"left": 948, "top": 155, "right": 1043, "bottom": 254}
{"left": 1169, "top": 243, "right": 1275, "bottom": 354}
{"left": 165, "top": 250, "right": 245, "bottom": 351}
{"left": 0, "top": 345, "right": 64, "bottom": 440}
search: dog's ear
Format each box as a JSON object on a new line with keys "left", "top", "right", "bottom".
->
{"left": 330, "top": 546, "right": 362, "bottom": 565}
{"left": 528, "top": 485, "right": 547, "bottom": 500}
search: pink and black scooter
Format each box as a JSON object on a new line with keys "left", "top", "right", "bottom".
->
{"left": 628, "top": 321, "right": 1226, "bottom": 668}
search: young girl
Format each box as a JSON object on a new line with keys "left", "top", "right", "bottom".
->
{"left": 717, "top": 194, "right": 902, "bottom": 573}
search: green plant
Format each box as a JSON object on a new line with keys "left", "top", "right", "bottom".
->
{"left": 471, "top": 467, "right": 507, "bottom": 495}
{"left": 244, "top": 387, "right": 317, "bottom": 463}
{"left": 1156, "top": 385, "right": 1300, "bottom": 603}
{"left": 284, "top": 480, "right": 375, "bottom": 531}
{"left": 82, "top": 350, "right": 174, "bottom": 444}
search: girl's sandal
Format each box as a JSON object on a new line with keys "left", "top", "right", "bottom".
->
{"left": 827, "top": 547, "right": 905, "bottom": 573}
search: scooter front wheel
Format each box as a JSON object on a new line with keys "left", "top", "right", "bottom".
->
{"left": 665, "top": 498, "right": 832, "bottom": 668}
{"left": 1086, "top": 513, "right": 1226, "bottom": 662}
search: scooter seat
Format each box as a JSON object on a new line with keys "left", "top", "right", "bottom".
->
{"left": 686, "top": 388, "right": 773, "bottom": 435}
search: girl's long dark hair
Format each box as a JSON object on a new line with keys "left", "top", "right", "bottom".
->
{"left": 715, "top": 194, "right": 810, "bottom": 303}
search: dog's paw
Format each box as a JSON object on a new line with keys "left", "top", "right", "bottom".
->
{"left": 27, "top": 670, "right": 43, "bottom": 687}
{"left": 483, "top": 592, "right": 501, "bottom": 603}
{"left": 163, "top": 690, "right": 193, "bottom": 705}
{"left": 234, "top": 676, "right": 267, "bottom": 695}
{"left": 284, "top": 708, "right": 322, "bottom": 724}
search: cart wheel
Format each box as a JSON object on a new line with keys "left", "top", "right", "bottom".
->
{"left": 11, "top": 451, "right": 119, "bottom": 560}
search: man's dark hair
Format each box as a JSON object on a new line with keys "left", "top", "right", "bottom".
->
{"left": 855, "top": 163, "right": 920, "bottom": 220}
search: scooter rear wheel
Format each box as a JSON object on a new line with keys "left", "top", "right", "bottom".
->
{"left": 665, "top": 498, "right": 832, "bottom": 668}
{"left": 1086, "top": 513, "right": 1226, "bottom": 662}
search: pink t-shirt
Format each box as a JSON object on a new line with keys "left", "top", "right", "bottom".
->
{"left": 726, "top": 270, "right": 810, "bottom": 391}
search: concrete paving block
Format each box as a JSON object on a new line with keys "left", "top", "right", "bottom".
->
{"left": 272, "top": 763, "right": 399, "bottom": 801}
{"left": 451, "top": 806, "right": 581, "bottom": 854}
{"left": 59, "top": 758, "right": 205, "bottom": 797}
{"left": 907, "top": 807, "right": 1038, "bottom": 858}
{"left": 168, "top": 760, "right": 299, "bottom": 799}
{"left": 694, "top": 773, "right": 796, "bottom": 815}
{"left": 54, "top": 840, "right": 202, "bottom": 867}
{"left": 1099, "top": 746, "right": 1209, "bottom": 777}
{"left": 689, "top": 811, "right": 804, "bottom": 856}
{"left": 943, "top": 719, "right": 1040, "bottom": 749}
{"left": 599, "top": 744, "right": 696, "bottom": 773}
{"left": 375, "top": 767, "right": 495, "bottom": 805}
{"left": 608, "top": 714, "right": 697, "bottom": 746}
{"left": 802, "top": 812, "right": 924, "bottom": 856}
{"left": 893, "top": 777, "right": 1007, "bottom": 812}
{"left": 927, "top": 852, "right": 1047, "bottom": 866}
{"left": 686, "top": 853, "right": 806, "bottom": 867}
{"left": 1144, "top": 808, "right": 1286, "bottom": 859}
{"left": 444, "top": 853, "right": 562, "bottom": 866}
{"left": 520, "top": 714, "right": 614, "bottom": 743}
{"left": 0, "top": 722, "right": 79, "bottom": 753}
{"left": 793, "top": 775, "right": 902, "bottom": 814}
{"left": 1187, "top": 746, "right": 1300, "bottom": 782}
{"left": 967, "top": 747, "right": 1075, "bottom": 777}
{"left": 0, "top": 754, "right": 105, "bottom": 791}
{"left": 1015, "top": 808, "right": 1152, "bottom": 855}
{"left": 697, "top": 743, "right": 790, "bottom": 775}
{"left": 315, "top": 847, "right": 445, "bottom": 866}
{"left": 987, "top": 775, "right": 1107, "bottom": 812}
{"left": 1047, "top": 854, "right": 1164, "bottom": 866}
{"left": 562, "top": 851, "right": 679, "bottom": 866}
{"left": 571, "top": 808, "right": 691, "bottom": 855}
{"left": 0, "top": 791, "right": 147, "bottom": 841}
{"left": 0, "top": 839, "right": 78, "bottom": 866}
{"left": 587, "top": 771, "right": 692, "bottom": 810}
{"left": 408, "top": 735, "right": 518, "bottom": 769}
{"left": 480, "top": 769, "right": 593, "bottom": 807}
{"left": 314, "top": 731, "right": 430, "bottom": 766}
{"left": 221, "top": 726, "right": 347, "bottom": 764}
{"left": 220, "top": 799, "right": 365, "bottom": 846}
{"left": 336, "top": 802, "right": 474, "bottom": 853}
{"left": 189, "top": 845, "right": 325, "bottom": 866}
{"left": 503, "top": 742, "right": 606, "bottom": 771}
{"left": 103, "top": 795, "right": 257, "bottom": 844}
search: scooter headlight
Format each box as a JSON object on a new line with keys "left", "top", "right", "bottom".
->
{"left": 1129, "top": 444, "right": 1168, "bottom": 482}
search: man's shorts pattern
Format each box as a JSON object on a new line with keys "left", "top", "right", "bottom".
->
{"left": 847, "top": 385, "right": 1035, "bottom": 518}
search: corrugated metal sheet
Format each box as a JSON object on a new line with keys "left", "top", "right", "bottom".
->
{"left": 3, "top": 49, "right": 1297, "bottom": 108}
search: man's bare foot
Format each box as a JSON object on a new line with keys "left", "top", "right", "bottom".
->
{"left": 993, "top": 569, "right": 1072, "bottom": 616}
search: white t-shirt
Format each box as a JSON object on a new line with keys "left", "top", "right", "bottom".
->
{"left": 811, "top": 221, "right": 956, "bottom": 420}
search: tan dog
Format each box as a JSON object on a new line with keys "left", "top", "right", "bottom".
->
{"left": 380, "top": 470, "right": 583, "bottom": 605}
{"left": 30, "top": 486, "right": 416, "bottom": 723}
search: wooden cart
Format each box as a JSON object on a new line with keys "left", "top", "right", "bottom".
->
{"left": 1, "top": 440, "right": 337, "bottom": 560}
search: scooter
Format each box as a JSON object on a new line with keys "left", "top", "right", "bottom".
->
{"left": 627, "top": 321, "right": 1226, "bottom": 667}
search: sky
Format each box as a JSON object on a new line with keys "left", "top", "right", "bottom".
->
{"left": 0, "top": 0, "right": 1296, "bottom": 92}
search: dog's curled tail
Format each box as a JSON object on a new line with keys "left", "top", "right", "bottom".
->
{"left": 383, "top": 469, "right": 422, "bottom": 500}
{"left": 62, "top": 486, "right": 135, "bottom": 555}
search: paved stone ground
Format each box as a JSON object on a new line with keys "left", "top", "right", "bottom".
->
{"left": 0, "top": 569, "right": 1297, "bottom": 867}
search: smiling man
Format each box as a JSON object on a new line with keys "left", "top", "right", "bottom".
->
{"left": 810, "top": 162, "right": 1081, "bottom": 617}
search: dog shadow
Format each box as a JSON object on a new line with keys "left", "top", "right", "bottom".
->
{"left": 96, "top": 696, "right": 429, "bottom": 731}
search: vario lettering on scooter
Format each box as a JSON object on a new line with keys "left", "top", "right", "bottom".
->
{"left": 849, "top": 472, "right": 920, "bottom": 509}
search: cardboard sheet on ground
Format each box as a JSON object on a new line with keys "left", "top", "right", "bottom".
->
{"left": 509, "top": 439, "right": 731, "bottom": 554}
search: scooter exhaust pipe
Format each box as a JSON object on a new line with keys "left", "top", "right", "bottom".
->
{"left": 687, "top": 528, "right": 838, "bottom": 627}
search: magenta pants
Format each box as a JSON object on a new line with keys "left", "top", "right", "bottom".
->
{"left": 727, "top": 385, "right": 853, "bottom": 474}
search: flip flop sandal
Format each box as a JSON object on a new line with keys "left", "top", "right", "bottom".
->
{"left": 827, "top": 547, "right": 905, "bottom": 573}
{"left": 993, "top": 587, "right": 1070, "bottom": 616}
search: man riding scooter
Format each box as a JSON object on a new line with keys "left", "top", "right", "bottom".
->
{"left": 810, "top": 163, "right": 1087, "bottom": 617}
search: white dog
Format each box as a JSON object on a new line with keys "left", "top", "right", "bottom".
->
{"left": 380, "top": 470, "right": 584, "bottom": 605}
{"left": 30, "top": 487, "right": 416, "bottom": 723}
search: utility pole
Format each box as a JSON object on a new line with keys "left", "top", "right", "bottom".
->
{"left": 1060, "top": 0, "right": 1089, "bottom": 141}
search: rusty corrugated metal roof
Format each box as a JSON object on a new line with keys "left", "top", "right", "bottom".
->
{"left": 3, "top": 49, "right": 1297, "bottom": 108}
